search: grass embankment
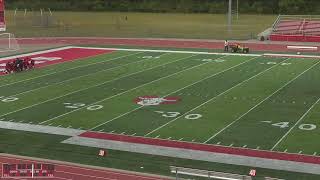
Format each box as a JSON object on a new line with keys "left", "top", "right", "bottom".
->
{"left": 6, "top": 11, "right": 275, "bottom": 39}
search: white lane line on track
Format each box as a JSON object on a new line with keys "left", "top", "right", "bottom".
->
{"left": 7, "top": 52, "right": 144, "bottom": 97}
{"left": 90, "top": 55, "right": 252, "bottom": 131}
{"left": 0, "top": 53, "right": 173, "bottom": 118}
{"left": 271, "top": 97, "right": 320, "bottom": 150}
{"left": 145, "top": 56, "right": 279, "bottom": 137}
{"left": 0, "top": 46, "right": 120, "bottom": 88}
{"left": 56, "top": 170, "right": 116, "bottom": 180}
{"left": 204, "top": 59, "right": 320, "bottom": 144}
{"left": 39, "top": 54, "right": 198, "bottom": 125}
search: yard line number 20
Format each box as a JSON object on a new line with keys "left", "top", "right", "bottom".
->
{"left": 63, "top": 102, "right": 103, "bottom": 111}
{"left": 0, "top": 96, "right": 19, "bottom": 103}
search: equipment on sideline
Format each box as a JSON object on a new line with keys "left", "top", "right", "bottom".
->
{"left": 229, "top": 43, "right": 250, "bottom": 53}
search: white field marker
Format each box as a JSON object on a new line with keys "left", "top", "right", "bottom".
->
{"left": 284, "top": 149, "right": 288, "bottom": 152}
{"left": 155, "top": 135, "right": 160, "bottom": 138}
{"left": 216, "top": 142, "right": 221, "bottom": 145}
{"left": 178, "top": 138, "right": 184, "bottom": 141}
{"left": 242, "top": 145, "right": 247, "bottom": 148}
{"left": 256, "top": 146, "right": 260, "bottom": 150}
{"left": 98, "top": 129, "right": 104, "bottom": 132}
{"left": 167, "top": 137, "right": 172, "bottom": 140}
{"left": 110, "top": 130, "right": 115, "bottom": 133}
{"left": 57, "top": 125, "right": 62, "bottom": 127}
{"left": 299, "top": 151, "right": 303, "bottom": 154}
{"left": 313, "top": 152, "right": 317, "bottom": 156}
{"left": 131, "top": 133, "right": 136, "bottom": 136}
{"left": 229, "top": 143, "right": 234, "bottom": 147}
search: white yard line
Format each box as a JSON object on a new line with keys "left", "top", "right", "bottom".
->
{"left": 0, "top": 53, "right": 185, "bottom": 118}
{"left": 204, "top": 60, "right": 320, "bottom": 144}
{"left": 39, "top": 54, "right": 199, "bottom": 125}
{"left": 0, "top": 46, "right": 122, "bottom": 88}
{"left": 145, "top": 57, "right": 279, "bottom": 137}
{"left": 271, "top": 97, "right": 320, "bottom": 150}
{"left": 71, "top": 46, "right": 261, "bottom": 57}
{"left": 89, "top": 55, "right": 252, "bottom": 131}
{"left": 8, "top": 52, "right": 145, "bottom": 97}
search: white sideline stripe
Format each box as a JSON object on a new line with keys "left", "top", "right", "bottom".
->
{"left": 39, "top": 54, "right": 199, "bottom": 125}
{"left": 0, "top": 121, "right": 85, "bottom": 136}
{"left": 287, "top": 46, "right": 318, "bottom": 50}
{"left": 89, "top": 55, "right": 249, "bottom": 130}
{"left": 204, "top": 59, "right": 320, "bottom": 144}
{"left": 71, "top": 46, "right": 261, "bottom": 57}
{"left": 271, "top": 97, "right": 320, "bottom": 150}
{"left": 170, "top": 170, "right": 241, "bottom": 180}
{"left": 0, "top": 52, "right": 174, "bottom": 118}
{"left": 9, "top": 52, "right": 149, "bottom": 98}
{"left": 145, "top": 57, "right": 281, "bottom": 137}
{"left": 264, "top": 53, "right": 320, "bottom": 58}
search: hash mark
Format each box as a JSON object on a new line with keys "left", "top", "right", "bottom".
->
{"left": 299, "top": 151, "right": 303, "bottom": 154}
{"left": 48, "top": 123, "right": 53, "bottom": 126}
{"left": 216, "top": 142, "right": 221, "bottom": 145}
{"left": 229, "top": 143, "right": 233, "bottom": 147}
{"left": 98, "top": 129, "right": 104, "bottom": 132}
{"left": 167, "top": 137, "right": 172, "bottom": 140}
{"left": 179, "top": 138, "right": 184, "bottom": 141}
{"left": 110, "top": 130, "right": 115, "bottom": 133}
{"left": 313, "top": 152, "right": 317, "bottom": 156}
{"left": 256, "top": 146, "right": 260, "bottom": 150}
{"left": 284, "top": 149, "right": 288, "bottom": 152}
{"left": 121, "top": 132, "right": 126, "bottom": 134}
{"left": 242, "top": 145, "right": 247, "bottom": 148}
{"left": 57, "top": 125, "right": 62, "bottom": 127}
{"left": 132, "top": 133, "right": 136, "bottom": 136}
{"left": 155, "top": 135, "right": 160, "bottom": 138}
{"left": 191, "top": 139, "right": 196, "bottom": 142}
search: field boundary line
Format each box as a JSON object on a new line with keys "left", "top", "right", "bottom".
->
{"left": 71, "top": 45, "right": 261, "bottom": 57}
{"left": 39, "top": 54, "right": 199, "bottom": 125}
{"left": 271, "top": 97, "right": 320, "bottom": 150}
{"left": 8, "top": 52, "right": 151, "bottom": 98}
{"left": 0, "top": 52, "right": 175, "bottom": 118}
{"left": 0, "top": 46, "right": 120, "bottom": 88}
{"left": 204, "top": 59, "right": 320, "bottom": 144}
{"left": 145, "top": 57, "right": 285, "bottom": 137}
{"left": 90, "top": 55, "right": 255, "bottom": 131}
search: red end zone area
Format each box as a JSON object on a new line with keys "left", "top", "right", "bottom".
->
{"left": 0, "top": 47, "right": 114, "bottom": 76}
{"left": 79, "top": 131, "right": 320, "bottom": 165}
{"left": 0, "top": 154, "right": 169, "bottom": 180}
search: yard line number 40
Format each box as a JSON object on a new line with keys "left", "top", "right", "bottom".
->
{"left": 264, "top": 121, "right": 317, "bottom": 131}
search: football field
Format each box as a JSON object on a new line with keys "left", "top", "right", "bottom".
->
{"left": 1, "top": 46, "right": 320, "bottom": 157}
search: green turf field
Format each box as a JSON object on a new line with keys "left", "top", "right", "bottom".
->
{"left": 1, "top": 48, "right": 320, "bottom": 158}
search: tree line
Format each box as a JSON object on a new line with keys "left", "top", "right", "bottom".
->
{"left": 5, "top": 0, "right": 320, "bottom": 14}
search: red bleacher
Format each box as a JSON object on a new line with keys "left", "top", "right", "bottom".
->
{"left": 270, "top": 15, "right": 320, "bottom": 42}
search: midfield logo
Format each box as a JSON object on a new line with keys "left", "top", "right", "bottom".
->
{"left": 134, "top": 96, "right": 180, "bottom": 106}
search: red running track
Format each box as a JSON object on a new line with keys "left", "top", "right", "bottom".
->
{"left": 16, "top": 37, "right": 319, "bottom": 53}
{"left": 0, "top": 154, "right": 170, "bottom": 180}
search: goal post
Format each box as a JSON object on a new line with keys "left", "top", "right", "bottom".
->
{"left": 0, "top": 33, "right": 20, "bottom": 52}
